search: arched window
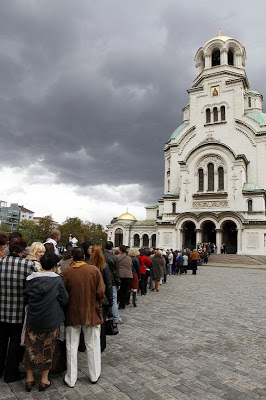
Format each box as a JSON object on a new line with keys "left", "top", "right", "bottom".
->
{"left": 218, "top": 167, "right": 224, "bottom": 190}
{"left": 208, "top": 163, "right": 214, "bottom": 191}
{"left": 133, "top": 234, "right": 140, "bottom": 247}
{"left": 213, "top": 107, "right": 218, "bottom": 122}
{"left": 198, "top": 168, "right": 204, "bottom": 192}
{"left": 206, "top": 108, "right": 211, "bottom": 123}
{"left": 221, "top": 106, "right": 226, "bottom": 121}
{"left": 212, "top": 50, "right": 220, "bottom": 66}
{"left": 156, "top": 209, "right": 159, "bottom": 218}
{"left": 167, "top": 180, "right": 170, "bottom": 192}
{"left": 143, "top": 234, "right": 149, "bottom": 248}
{"left": 228, "top": 50, "right": 234, "bottom": 65}
{"left": 248, "top": 97, "right": 251, "bottom": 107}
{"left": 248, "top": 199, "right": 253, "bottom": 212}
{"left": 172, "top": 202, "right": 176, "bottom": 213}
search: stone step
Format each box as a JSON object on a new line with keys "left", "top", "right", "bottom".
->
{"left": 208, "top": 254, "right": 263, "bottom": 265}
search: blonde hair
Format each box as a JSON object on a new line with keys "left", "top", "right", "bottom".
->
{"left": 29, "top": 242, "right": 45, "bottom": 258}
{"left": 154, "top": 250, "right": 162, "bottom": 258}
{"left": 128, "top": 249, "right": 140, "bottom": 257}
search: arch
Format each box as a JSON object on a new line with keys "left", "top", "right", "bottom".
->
{"left": 221, "top": 105, "right": 226, "bottom": 121}
{"left": 182, "top": 221, "right": 196, "bottom": 250}
{"left": 221, "top": 220, "right": 237, "bottom": 254}
{"left": 207, "top": 163, "right": 214, "bottom": 191}
{"left": 212, "top": 49, "right": 220, "bottom": 66}
{"left": 172, "top": 202, "right": 176, "bottom": 213}
{"left": 142, "top": 234, "right": 149, "bottom": 248}
{"left": 198, "top": 168, "right": 204, "bottom": 192}
{"left": 184, "top": 142, "right": 238, "bottom": 165}
{"left": 115, "top": 228, "right": 123, "bottom": 247}
{"left": 213, "top": 107, "right": 218, "bottom": 122}
{"left": 247, "top": 199, "right": 253, "bottom": 212}
{"left": 156, "top": 209, "right": 159, "bottom": 218}
{"left": 228, "top": 49, "right": 234, "bottom": 65}
{"left": 206, "top": 108, "right": 211, "bottom": 123}
{"left": 218, "top": 166, "right": 224, "bottom": 190}
{"left": 133, "top": 233, "right": 140, "bottom": 247}
{"left": 151, "top": 234, "right": 156, "bottom": 248}
{"left": 201, "top": 220, "right": 216, "bottom": 244}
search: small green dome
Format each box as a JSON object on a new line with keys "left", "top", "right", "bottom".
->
{"left": 246, "top": 111, "right": 266, "bottom": 127}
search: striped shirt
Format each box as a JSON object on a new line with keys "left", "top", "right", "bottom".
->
{"left": 0, "top": 254, "right": 35, "bottom": 324}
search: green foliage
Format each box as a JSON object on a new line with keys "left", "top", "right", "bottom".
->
{"left": 58, "top": 218, "right": 107, "bottom": 247}
{"left": 0, "top": 223, "right": 11, "bottom": 234}
{"left": 17, "top": 220, "right": 39, "bottom": 245}
{"left": 36, "top": 215, "right": 56, "bottom": 242}
{"left": 59, "top": 217, "right": 84, "bottom": 246}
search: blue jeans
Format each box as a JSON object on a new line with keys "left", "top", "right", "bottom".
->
{"left": 112, "top": 286, "right": 120, "bottom": 323}
{"left": 168, "top": 264, "right": 172, "bottom": 275}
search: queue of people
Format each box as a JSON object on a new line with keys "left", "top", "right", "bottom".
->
{"left": 0, "top": 229, "right": 204, "bottom": 392}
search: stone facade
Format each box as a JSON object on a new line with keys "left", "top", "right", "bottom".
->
{"left": 107, "top": 33, "right": 266, "bottom": 255}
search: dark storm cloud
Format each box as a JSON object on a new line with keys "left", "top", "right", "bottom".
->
{"left": 0, "top": 0, "right": 265, "bottom": 202}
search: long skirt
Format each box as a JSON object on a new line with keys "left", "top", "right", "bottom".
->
{"left": 23, "top": 328, "right": 58, "bottom": 371}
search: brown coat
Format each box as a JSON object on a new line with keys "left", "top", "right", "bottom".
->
{"left": 63, "top": 262, "right": 105, "bottom": 326}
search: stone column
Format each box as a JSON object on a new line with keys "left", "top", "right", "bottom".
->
{"left": 179, "top": 229, "right": 183, "bottom": 250}
{"left": 215, "top": 229, "right": 222, "bottom": 254}
{"left": 195, "top": 229, "right": 201, "bottom": 247}
{"left": 236, "top": 229, "right": 241, "bottom": 253}
{"left": 205, "top": 55, "right": 211, "bottom": 69}
{"left": 221, "top": 49, "right": 227, "bottom": 65}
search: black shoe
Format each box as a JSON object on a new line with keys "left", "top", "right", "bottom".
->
{"left": 4, "top": 372, "right": 27, "bottom": 383}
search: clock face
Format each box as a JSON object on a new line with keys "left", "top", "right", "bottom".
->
{"left": 211, "top": 86, "right": 219, "bottom": 96}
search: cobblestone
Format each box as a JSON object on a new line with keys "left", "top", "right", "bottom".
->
{"left": 1, "top": 265, "right": 266, "bottom": 399}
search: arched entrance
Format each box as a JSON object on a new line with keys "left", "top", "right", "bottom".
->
{"left": 201, "top": 220, "right": 216, "bottom": 244}
{"left": 115, "top": 228, "right": 123, "bottom": 247}
{"left": 222, "top": 221, "right": 237, "bottom": 254}
{"left": 151, "top": 234, "right": 156, "bottom": 248}
{"left": 182, "top": 221, "right": 196, "bottom": 250}
{"left": 133, "top": 234, "right": 140, "bottom": 247}
{"left": 142, "top": 234, "right": 149, "bottom": 248}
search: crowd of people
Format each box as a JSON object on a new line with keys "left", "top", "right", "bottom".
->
{"left": 0, "top": 229, "right": 208, "bottom": 392}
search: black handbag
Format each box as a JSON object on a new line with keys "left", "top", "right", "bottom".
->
{"left": 50, "top": 339, "right": 67, "bottom": 374}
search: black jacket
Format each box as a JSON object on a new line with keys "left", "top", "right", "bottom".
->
{"left": 103, "top": 249, "right": 121, "bottom": 287}
{"left": 24, "top": 272, "right": 69, "bottom": 333}
{"left": 131, "top": 256, "right": 141, "bottom": 280}
{"left": 102, "top": 264, "right": 113, "bottom": 307}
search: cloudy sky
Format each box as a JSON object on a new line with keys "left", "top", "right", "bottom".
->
{"left": 0, "top": 0, "right": 265, "bottom": 226}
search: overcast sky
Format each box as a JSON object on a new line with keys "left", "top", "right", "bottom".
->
{"left": 0, "top": 0, "right": 265, "bottom": 226}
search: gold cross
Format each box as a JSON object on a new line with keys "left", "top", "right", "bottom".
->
{"left": 217, "top": 28, "right": 223, "bottom": 36}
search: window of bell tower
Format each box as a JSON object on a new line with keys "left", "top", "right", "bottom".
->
{"left": 228, "top": 50, "right": 234, "bottom": 65}
{"left": 212, "top": 49, "right": 220, "bottom": 66}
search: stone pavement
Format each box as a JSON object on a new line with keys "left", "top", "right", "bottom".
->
{"left": 1, "top": 266, "right": 266, "bottom": 399}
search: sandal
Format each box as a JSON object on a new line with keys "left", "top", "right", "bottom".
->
{"left": 39, "top": 380, "right": 52, "bottom": 391}
{"left": 25, "top": 380, "right": 35, "bottom": 392}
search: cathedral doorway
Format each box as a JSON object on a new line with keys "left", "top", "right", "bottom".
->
{"left": 115, "top": 228, "right": 123, "bottom": 247}
{"left": 201, "top": 220, "right": 216, "bottom": 244}
{"left": 182, "top": 221, "right": 196, "bottom": 250}
{"left": 222, "top": 221, "right": 237, "bottom": 254}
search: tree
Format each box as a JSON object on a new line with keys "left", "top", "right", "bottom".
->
{"left": 59, "top": 217, "right": 84, "bottom": 246}
{"left": 82, "top": 222, "right": 107, "bottom": 246}
{"left": 17, "top": 220, "right": 39, "bottom": 245}
{"left": 0, "top": 223, "right": 11, "bottom": 234}
{"left": 37, "top": 215, "right": 56, "bottom": 242}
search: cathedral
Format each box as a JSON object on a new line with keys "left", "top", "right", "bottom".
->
{"left": 107, "top": 32, "right": 266, "bottom": 256}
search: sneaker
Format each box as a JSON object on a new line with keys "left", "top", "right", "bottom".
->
{"left": 116, "top": 319, "right": 124, "bottom": 324}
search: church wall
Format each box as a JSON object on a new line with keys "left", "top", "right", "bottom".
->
{"left": 146, "top": 208, "right": 157, "bottom": 220}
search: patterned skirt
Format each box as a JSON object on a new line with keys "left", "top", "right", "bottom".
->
{"left": 23, "top": 328, "right": 58, "bottom": 371}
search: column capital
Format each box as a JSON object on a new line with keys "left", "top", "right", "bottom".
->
{"left": 195, "top": 229, "right": 202, "bottom": 233}
{"left": 215, "top": 228, "right": 222, "bottom": 233}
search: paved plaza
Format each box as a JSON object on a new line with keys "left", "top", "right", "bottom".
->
{"left": 1, "top": 265, "right": 266, "bottom": 399}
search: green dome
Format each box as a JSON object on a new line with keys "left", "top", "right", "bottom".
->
{"left": 246, "top": 112, "right": 266, "bottom": 127}
{"left": 169, "top": 122, "right": 189, "bottom": 140}
{"left": 243, "top": 183, "right": 261, "bottom": 191}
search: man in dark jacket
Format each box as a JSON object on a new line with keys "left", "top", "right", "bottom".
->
{"left": 0, "top": 237, "right": 35, "bottom": 383}
{"left": 103, "top": 241, "right": 122, "bottom": 324}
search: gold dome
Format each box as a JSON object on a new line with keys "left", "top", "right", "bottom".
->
{"left": 117, "top": 211, "right": 137, "bottom": 221}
